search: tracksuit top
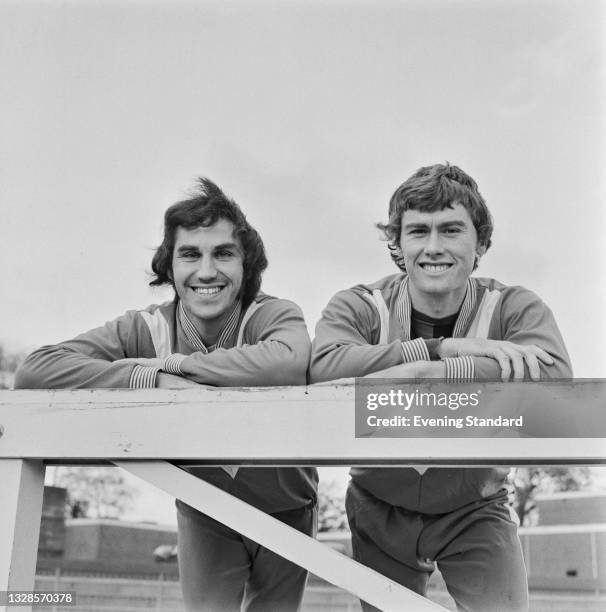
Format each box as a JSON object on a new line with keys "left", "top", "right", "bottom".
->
{"left": 15, "top": 294, "right": 318, "bottom": 514}
{"left": 310, "top": 273, "right": 572, "bottom": 514}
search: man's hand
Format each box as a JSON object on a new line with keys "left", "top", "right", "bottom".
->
{"left": 155, "top": 372, "right": 205, "bottom": 388}
{"left": 437, "top": 338, "right": 554, "bottom": 381}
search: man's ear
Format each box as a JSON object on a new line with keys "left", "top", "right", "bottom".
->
{"left": 388, "top": 243, "right": 407, "bottom": 271}
{"left": 474, "top": 244, "right": 487, "bottom": 268}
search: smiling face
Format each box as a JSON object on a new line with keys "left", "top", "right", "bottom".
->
{"left": 399, "top": 204, "right": 485, "bottom": 316}
{"left": 172, "top": 219, "right": 244, "bottom": 342}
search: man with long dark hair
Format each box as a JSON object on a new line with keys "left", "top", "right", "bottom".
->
{"left": 16, "top": 178, "right": 317, "bottom": 611}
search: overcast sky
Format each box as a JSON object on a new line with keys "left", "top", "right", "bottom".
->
{"left": 2, "top": 0, "right": 604, "bottom": 376}
{"left": 2, "top": 1, "right": 605, "bottom": 522}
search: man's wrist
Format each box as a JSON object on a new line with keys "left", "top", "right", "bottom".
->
{"left": 414, "top": 360, "right": 447, "bottom": 378}
{"left": 401, "top": 338, "right": 431, "bottom": 363}
{"left": 163, "top": 353, "right": 188, "bottom": 375}
{"left": 129, "top": 365, "right": 161, "bottom": 388}
{"left": 443, "top": 356, "right": 475, "bottom": 382}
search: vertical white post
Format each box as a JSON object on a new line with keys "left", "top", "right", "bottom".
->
{"left": 0, "top": 459, "right": 45, "bottom": 608}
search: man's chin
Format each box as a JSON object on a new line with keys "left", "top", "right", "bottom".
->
{"left": 413, "top": 279, "right": 449, "bottom": 292}
{"left": 195, "top": 306, "right": 226, "bottom": 319}
{"left": 185, "top": 301, "right": 230, "bottom": 322}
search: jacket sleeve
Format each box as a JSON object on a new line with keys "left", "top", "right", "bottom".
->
{"left": 13, "top": 311, "right": 158, "bottom": 389}
{"left": 178, "top": 299, "right": 311, "bottom": 386}
{"left": 309, "top": 290, "right": 407, "bottom": 382}
{"left": 472, "top": 286, "right": 573, "bottom": 380}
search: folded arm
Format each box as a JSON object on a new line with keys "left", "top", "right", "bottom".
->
{"left": 310, "top": 286, "right": 572, "bottom": 383}
{"left": 16, "top": 299, "right": 311, "bottom": 389}
{"left": 14, "top": 311, "right": 155, "bottom": 389}
{"left": 155, "top": 299, "right": 310, "bottom": 386}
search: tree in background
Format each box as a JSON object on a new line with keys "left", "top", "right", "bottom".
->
{"left": 0, "top": 343, "right": 27, "bottom": 389}
{"left": 512, "top": 467, "right": 598, "bottom": 526}
{"left": 52, "top": 467, "right": 139, "bottom": 519}
{"left": 318, "top": 479, "right": 348, "bottom": 532}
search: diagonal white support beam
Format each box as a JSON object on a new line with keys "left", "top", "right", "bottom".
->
{"left": 0, "top": 459, "right": 45, "bottom": 612}
{"left": 116, "top": 460, "right": 447, "bottom": 612}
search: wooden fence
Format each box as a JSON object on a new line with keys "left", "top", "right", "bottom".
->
{"left": 1, "top": 384, "right": 605, "bottom": 612}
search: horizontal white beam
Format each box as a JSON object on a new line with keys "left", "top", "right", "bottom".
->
{"left": 0, "top": 385, "right": 604, "bottom": 462}
{"left": 116, "top": 460, "right": 447, "bottom": 612}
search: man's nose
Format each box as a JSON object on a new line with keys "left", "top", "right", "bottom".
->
{"left": 196, "top": 257, "right": 218, "bottom": 280}
{"left": 424, "top": 229, "right": 444, "bottom": 255}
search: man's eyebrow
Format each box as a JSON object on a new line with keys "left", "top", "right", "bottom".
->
{"left": 439, "top": 220, "right": 467, "bottom": 228}
{"left": 403, "top": 221, "right": 430, "bottom": 230}
{"left": 403, "top": 220, "right": 467, "bottom": 229}
{"left": 175, "top": 244, "right": 201, "bottom": 254}
{"left": 213, "top": 242, "right": 240, "bottom": 251}
{"left": 175, "top": 241, "right": 241, "bottom": 254}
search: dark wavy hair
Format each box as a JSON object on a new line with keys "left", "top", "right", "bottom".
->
{"left": 377, "top": 163, "right": 493, "bottom": 272}
{"left": 150, "top": 178, "right": 268, "bottom": 308}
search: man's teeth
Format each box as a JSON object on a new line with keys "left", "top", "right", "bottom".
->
{"left": 193, "top": 287, "right": 222, "bottom": 295}
{"left": 422, "top": 264, "right": 450, "bottom": 272}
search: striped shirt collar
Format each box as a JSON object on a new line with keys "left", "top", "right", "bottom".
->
{"left": 178, "top": 300, "right": 242, "bottom": 353}
{"left": 396, "top": 276, "right": 477, "bottom": 341}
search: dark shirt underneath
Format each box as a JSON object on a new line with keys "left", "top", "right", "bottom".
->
{"left": 411, "top": 308, "right": 457, "bottom": 340}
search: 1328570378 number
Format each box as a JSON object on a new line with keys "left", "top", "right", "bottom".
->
{"left": 0, "top": 591, "right": 75, "bottom": 606}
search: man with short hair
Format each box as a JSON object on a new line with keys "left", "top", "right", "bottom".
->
{"left": 16, "top": 178, "right": 318, "bottom": 612}
{"left": 310, "top": 163, "right": 572, "bottom": 612}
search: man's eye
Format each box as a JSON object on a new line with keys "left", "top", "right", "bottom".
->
{"left": 179, "top": 251, "right": 199, "bottom": 259}
{"left": 216, "top": 250, "right": 234, "bottom": 258}
{"left": 444, "top": 227, "right": 461, "bottom": 235}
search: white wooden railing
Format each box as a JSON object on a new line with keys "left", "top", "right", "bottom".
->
{"left": 1, "top": 383, "right": 605, "bottom": 612}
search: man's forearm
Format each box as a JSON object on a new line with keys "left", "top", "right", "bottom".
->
{"left": 178, "top": 340, "right": 308, "bottom": 386}
{"left": 363, "top": 360, "right": 447, "bottom": 379}
{"left": 155, "top": 372, "right": 205, "bottom": 388}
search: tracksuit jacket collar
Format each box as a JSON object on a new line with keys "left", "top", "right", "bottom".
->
{"left": 396, "top": 276, "right": 478, "bottom": 341}
{"left": 177, "top": 300, "right": 242, "bottom": 353}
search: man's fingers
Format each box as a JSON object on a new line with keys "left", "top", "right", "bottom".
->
{"left": 494, "top": 345, "right": 524, "bottom": 381}
{"left": 524, "top": 353, "right": 541, "bottom": 381}
{"left": 533, "top": 346, "right": 554, "bottom": 365}
{"left": 509, "top": 351, "right": 525, "bottom": 380}
{"left": 505, "top": 346, "right": 550, "bottom": 381}
{"left": 500, "top": 345, "right": 529, "bottom": 380}
{"left": 521, "top": 346, "right": 554, "bottom": 381}
{"left": 494, "top": 343, "right": 555, "bottom": 381}
{"left": 443, "top": 340, "right": 554, "bottom": 381}
{"left": 494, "top": 350, "right": 511, "bottom": 382}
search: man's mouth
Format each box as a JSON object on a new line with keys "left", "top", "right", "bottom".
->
{"left": 419, "top": 263, "right": 453, "bottom": 273}
{"left": 191, "top": 286, "right": 224, "bottom": 296}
